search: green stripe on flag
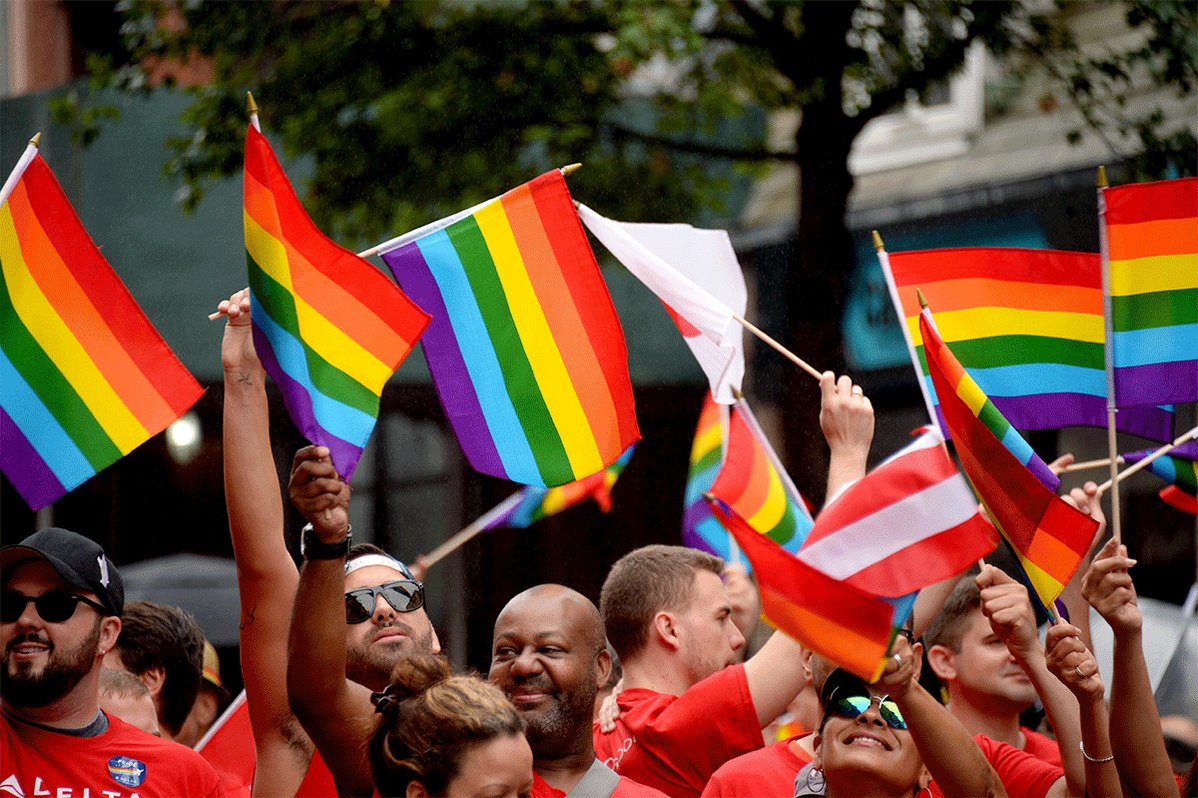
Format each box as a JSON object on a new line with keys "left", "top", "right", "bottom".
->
{"left": 1111, "top": 288, "right": 1198, "bottom": 332}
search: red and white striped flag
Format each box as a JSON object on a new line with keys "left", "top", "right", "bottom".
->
{"left": 798, "top": 427, "right": 998, "bottom": 597}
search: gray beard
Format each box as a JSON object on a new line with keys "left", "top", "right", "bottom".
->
{"left": 1, "top": 621, "right": 101, "bottom": 708}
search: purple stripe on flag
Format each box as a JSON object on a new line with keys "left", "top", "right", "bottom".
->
{"left": 1115, "top": 360, "right": 1198, "bottom": 407}
{"left": 936, "top": 393, "right": 1174, "bottom": 443}
{"left": 1, "top": 407, "right": 67, "bottom": 510}
{"left": 381, "top": 247, "right": 505, "bottom": 479}
{"left": 252, "top": 327, "right": 364, "bottom": 477}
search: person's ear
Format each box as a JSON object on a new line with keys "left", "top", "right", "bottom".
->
{"left": 800, "top": 646, "right": 815, "bottom": 686}
{"left": 910, "top": 640, "right": 924, "bottom": 682}
{"left": 594, "top": 647, "right": 613, "bottom": 690}
{"left": 926, "top": 643, "right": 956, "bottom": 682}
{"left": 406, "top": 781, "right": 430, "bottom": 798}
{"left": 429, "top": 625, "right": 442, "bottom": 656}
{"left": 138, "top": 665, "right": 167, "bottom": 699}
{"left": 97, "top": 617, "right": 121, "bottom": 658}
{"left": 652, "top": 611, "right": 680, "bottom": 652}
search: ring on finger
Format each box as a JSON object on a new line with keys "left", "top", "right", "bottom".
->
{"left": 1074, "top": 665, "right": 1086, "bottom": 678}
{"left": 892, "top": 653, "right": 902, "bottom": 668}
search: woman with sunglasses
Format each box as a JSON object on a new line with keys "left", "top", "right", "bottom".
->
{"left": 369, "top": 653, "right": 534, "bottom": 798}
{"left": 804, "top": 637, "right": 1006, "bottom": 798}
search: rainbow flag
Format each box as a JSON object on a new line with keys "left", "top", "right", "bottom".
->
{"left": 920, "top": 304, "right": 1099, "bottom": 612}
{"left": 712, "top": 499, "right": 904, "bottom": 682}
{"left": 380, "top": 171, "right": 639, "bottom": 487}
{"left": 1123, "top": 441, "right": 1197, "bottom": 497}
{"left": 682, "top": 395, "right": 729, "bottom": 558}
{"left": 882, "top": 247, "right": 1173, "bottom": 441}
{"left": 1101, "top": 176, "right": 1198, "bottom": 407}
{"left": 708, "top": 398, "right": 814, "bottom": 555}
{"left": 244, "top": 124, "right": 429, "bottom": 479}
{"left": 0, "top": 143, "right": 203, "bottom": 510}
{"left": 483, "top": 443, "right": 636, "bottom": 529}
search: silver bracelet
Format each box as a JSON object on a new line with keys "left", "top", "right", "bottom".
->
{"left": 1079, "top": 740, "right": 1114, "bottom": 764}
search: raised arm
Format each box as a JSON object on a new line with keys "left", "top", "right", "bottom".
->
{"left": 1044, "top": 622, "right": 1121, "bottom": 798}
{"left": 977, "top": 565, "right": 1086, "bottom": 797}
{"left": 285, "top": 446, "right": 377, "bottom": 797}
{"left": 1082, "top": 537, "right": 1178, "bottom": 797}
{"left": 1057, "top": 482, "right": 1106, "bottom": 654}
{"left": 219, "top": 289, "right": 312, "bottom": 795}
{"left": 881, "top": 636, "right": 1006, "bottom": 798}
{"left": 819, "top": 372, "right": 873, "bottom": 503}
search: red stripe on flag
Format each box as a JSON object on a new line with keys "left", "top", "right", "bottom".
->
{"left": 1105, "top": 177, "right": 1198, "bottom": 225}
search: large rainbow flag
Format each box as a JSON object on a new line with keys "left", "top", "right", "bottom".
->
{"left": 882, "top": 247, "right": 1173, "bottom": 441}
{"left": 1, "top": 142, "right": 203, "bottom": 510}
{"left": 707, "top": 397, "right": 814, "bottom": 555}
{"left": 380, "top": 171, "right": 639, "bottom": 487}
{"left": 483, "top": 443, "right": 636, "bottom": 529}
{"left": 920, "top": 303, "right": 1099, "bottom": 611}
{"left": 1101, "top": 176, "right": 1198, "bottom": 407}
{"left": 244, "top": 124, "right": 429, "bottom": 480}
{"left": 682, "top": 395, "right": 729, "bottom": 557}
{"left": 712, "top": 499, "right": 903, "bottom": 682}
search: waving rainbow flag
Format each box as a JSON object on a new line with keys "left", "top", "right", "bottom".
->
{"left": 381, "top": 171, "right": 639, "bottom": 487}
{"left": 1, "top": 141, "right": 202, "bottom": 510}
{"left": 245, "top": 125, "right": 429, "bottom": 479}
{"left": 682, "top": 395, "right": 729, "bottom": 557}
{"left": 920, "top": 303, "right": 1098, "bottom": 611}
{"left": 707, "top": 398, "right": 813, "bottom": 555}
{"left": 882, "top": 246, "right": 1173, "bottom": 441}
{"left": 1101, "top": 176, "right": 1198, "bottom": 407}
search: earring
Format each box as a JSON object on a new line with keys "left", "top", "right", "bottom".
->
{"left": 805, "top": 766, "right": 826, "bottom": 792}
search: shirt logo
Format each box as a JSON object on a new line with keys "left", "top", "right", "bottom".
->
{"left": 107, "top": 755, "right": 147, "bottom": 787}
{"left": 0, "top": 775, "right": 24, "bottom": 797}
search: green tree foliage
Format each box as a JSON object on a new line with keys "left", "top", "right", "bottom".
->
{"left": 61, "top": 0, "right": 1197, "bottom": 495}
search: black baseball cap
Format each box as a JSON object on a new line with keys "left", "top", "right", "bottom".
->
{"left": 1, "top": 527, "right": 124, "bottom": 616}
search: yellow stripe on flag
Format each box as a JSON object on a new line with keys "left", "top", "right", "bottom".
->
{"left": 905, "top": 306, "right": 1103, "bottom": 346}
{"left": 1109, "top": 253, "right": 1198, "bottom": 296}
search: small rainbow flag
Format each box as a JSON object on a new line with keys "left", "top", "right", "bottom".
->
{"left": 920, "top": 304, "right": 1098, "bottom": 612}
{"left": 707, "top": 398, "right": 814, "bottom": 555}
{"left": 381, "top": 171, "right": 639, "bottom": 487}
{"left": 1, "top": 142, "right": 203, "bottom": 510}
{"left": 1101, "top": 176, "right": 1198, "bottom": 407}
{"left": 1123, "top": 442, "right": 1197, "bottom": 515}
{"left": 882, "top": 247, "right": 1173, "bottom": 441}
{"left": 483, "top": 443, "right": 636, "bottom": 530}
{"left": 244, "top": 124, "right": 429, "bottom": 479}
{"left": 712, "top": 499, "right": 903, "bottom": 682}
{"left": 682, "top": 395, "right": 729, "bottom": 558}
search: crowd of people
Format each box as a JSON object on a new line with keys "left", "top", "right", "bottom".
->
{"left": 1, "top": 289, "right": 1193, "bottom": 797}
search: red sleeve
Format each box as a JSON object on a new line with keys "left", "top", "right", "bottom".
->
{"left": 972, "top": 734, "right": 1064, "bottom": 798}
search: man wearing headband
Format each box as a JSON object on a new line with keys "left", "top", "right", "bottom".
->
{"left": 1, "top": 527, "right": 222, "bottom": 797}
{"left": 287, "top": 443, "right": 441, "bottom": 797}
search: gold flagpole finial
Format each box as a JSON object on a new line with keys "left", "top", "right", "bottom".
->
{"left": 29, "top": 132, "right": 42, "bottom": 148}
{"left": 559, "top": 163, "right": 582, "bottom": 177}
{"left": 246, "top": 92, "right": 259, "bottom": 117}
{"left": 1096, "top": 165, "right": 1108, "bottom": 189}
{"left": 916, "top": 288, "right": 929, "bottom": 309}
{"left": 871, "top": 230, "right": 885, "bottom": 252}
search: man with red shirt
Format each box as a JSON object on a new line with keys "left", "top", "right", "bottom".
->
{"left": 1, "top": 527, "right": 223, "bottom": 798}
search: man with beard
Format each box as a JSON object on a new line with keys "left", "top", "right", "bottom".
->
{"left": 287, "top": 445, "right": 441, "bottom": 797}
{"left": 489, "top": 585, "right": 667, "bottom": 797}
{"left": 1, "top": 527, "right": 222, "bottom": 797}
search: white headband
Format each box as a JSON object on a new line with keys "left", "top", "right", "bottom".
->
{"left": 344, "top": 553, "right": 412, "bottom": 579}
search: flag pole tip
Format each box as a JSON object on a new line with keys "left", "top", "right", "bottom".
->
{"left": 871, "top": 230, "right": 884, "bottom": 251}
{"left": 559, "top": 163, "right": 582, "bottom": 177}
{"left": 916, "top": 288, "right": 929, "bottom": 309}
{"left": 731, "top": 387, "right": 744, "bottom": 400}
{"left": 1096, "top": 165, "right": 1108, "bottom": 188}
{"left": 702, "top": 492, "right": 716, "bottom": 501}
{"left": 29, "top": 132, "right": 42, "bottom": 148}
{"left": 246, "top": 91, "right": 259, "bottom": 116}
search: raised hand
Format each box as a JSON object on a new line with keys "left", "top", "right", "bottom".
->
{"left": 217, "top": 288, "right": 260, "bottom": 374}
{"left": 1082, "top": 537, "right": 1141, "bottom": 635}
{"left": 976, "top": 564, "right": 1039, "bottom": 663}
{"left": 288, "top": 445, "right": 350, "bottom": 538}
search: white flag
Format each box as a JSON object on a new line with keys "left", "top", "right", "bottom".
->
{"left": 579, "top": 205, "right": 746, "bottom": 403}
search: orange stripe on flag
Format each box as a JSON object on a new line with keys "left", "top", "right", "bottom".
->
{"left": 1108, "top": 216, "right": 1198, "bottom": 261}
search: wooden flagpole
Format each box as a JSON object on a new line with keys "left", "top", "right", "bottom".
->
{"left": 422, "top": 490, "right": 527, "bottom": 569}
{"left": 1096, "top": 166, "right": 1123, "bottom": 543}
{"left": 731, "top": 314, "right": 823, "bottom": 380}
{"left": 1095, "top": 425, "right": 1198, "bottom": 496}
{"left": 1060, "top": 456, "right": 1124, "bottom": 474}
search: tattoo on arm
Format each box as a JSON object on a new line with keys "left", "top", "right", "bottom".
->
{"left": 240, "top": 601, "right": 257, "bottom": 630}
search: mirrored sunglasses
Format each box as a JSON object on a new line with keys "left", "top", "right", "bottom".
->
{"left": 344, "top": 580, "right": 424, "bottom": 624}
{"left": 1, "top": 591, "right": 109, "bottom": 623}
{"left": 829, "top": 692, "right": 907, "bottom": 730}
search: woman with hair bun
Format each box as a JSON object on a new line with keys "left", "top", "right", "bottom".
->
{"left": 369, "top": 654, "right": 532, "bottom": 798}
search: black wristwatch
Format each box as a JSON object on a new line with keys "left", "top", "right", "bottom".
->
{"left": 301, "top": 523, "right": 352, "bottom": 560}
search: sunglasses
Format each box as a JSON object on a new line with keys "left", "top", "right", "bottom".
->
{"left": 344, "top": 580, "right": 425, "bottom": 624}
{"left": 828, "top": 691, "right": 907, "bottom": 731}
{"left": 1, "top": 591, "right": 109, "bottom": 624}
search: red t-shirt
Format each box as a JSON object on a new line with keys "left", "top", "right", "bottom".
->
{"left": 698, "top": 731, "right": 1064, "bottom": 798}
{"left": 1, "top": 710, "right": 224, "bottom": 797}
{"left": 530, "top": 768, "right": 671, "bottom": 797}
{"left": 1021, "top": 727, "right": 1063, "bottom": 767}
{"left": 702, "top": 736, "right": 810, "bottom": 797}
{"left": 592, "top": 664, "right": 762, "bottom": 797}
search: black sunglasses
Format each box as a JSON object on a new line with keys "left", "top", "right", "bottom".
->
{"left": 344, "top": 580, "right": 425, "bottom": 624}
{"left": 826, "top": 688, "right": 908, "bottom": 730}
{"left": 1, "top": 591, "right": 109, "bottom": 623}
